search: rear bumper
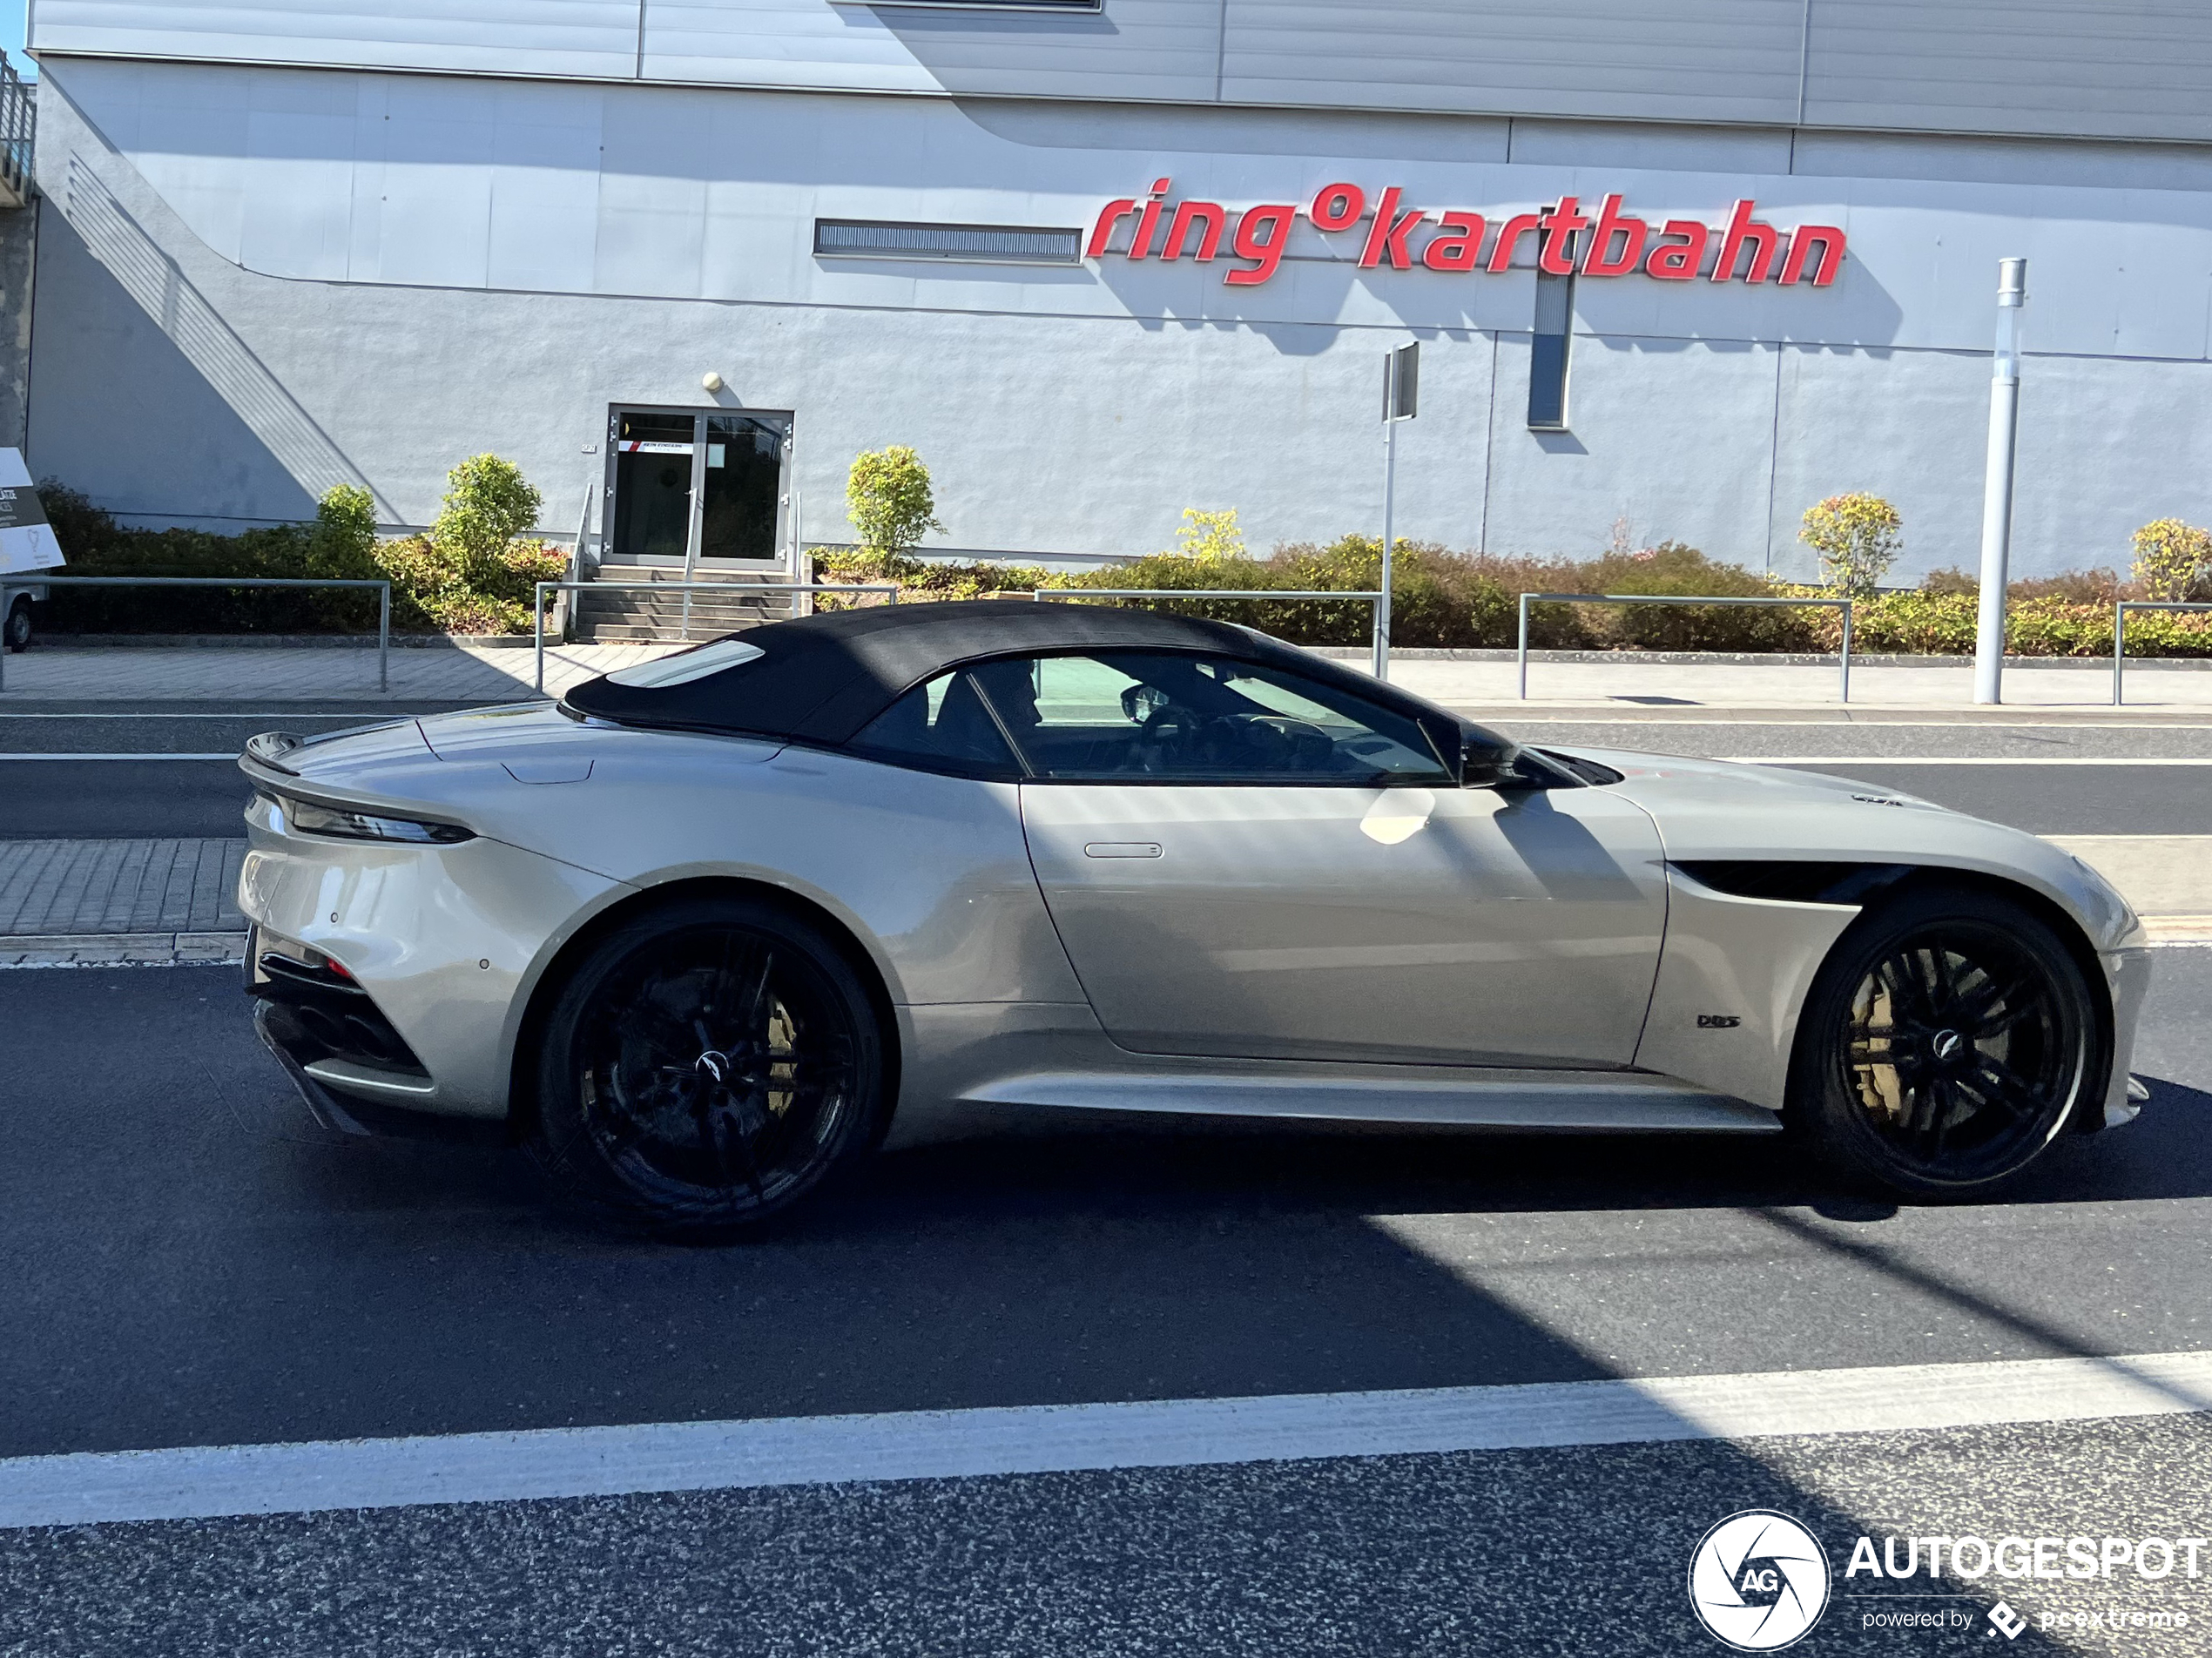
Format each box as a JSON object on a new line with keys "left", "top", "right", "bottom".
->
{"left": 253, "top": 998, "right": 509, "bottom": 1145}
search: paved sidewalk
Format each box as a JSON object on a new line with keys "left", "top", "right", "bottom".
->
{"left": 1376, "top": 655, "right": 2212, "bottom": 710}
{"left": 1, "top": 839, "right": 244, "bottom": 937}
{"left": 5, "top": 639, "right": 2212, "bottom": 709}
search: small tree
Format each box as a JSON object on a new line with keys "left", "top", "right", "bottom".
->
{"left": 2131, "top": 518, "right": 2212, "bottom": 601}
{"left": 1173, "top": 508, "right": 1245, "bottom": 563}
{"left": 434, "top": 455, "right": 543, "bottom": 577}
{"left": 846, "top": 446, "right": 943, "bottom": 557}
{"left": 1800, "top": 492, "right": 1902, "bottom": 599}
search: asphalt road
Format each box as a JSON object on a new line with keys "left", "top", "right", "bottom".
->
{"left": 2, "top": 954, "right": 2209, "bottom": 1653}
{"left": 2, "top": 707, "right": 2209, "bottom": 838}
{"left": 0, "top": 707, "right": 482, "bottom": 839}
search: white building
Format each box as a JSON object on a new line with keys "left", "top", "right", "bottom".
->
{"left": 18, "top": 2, "right": 2212, "bottom": 580}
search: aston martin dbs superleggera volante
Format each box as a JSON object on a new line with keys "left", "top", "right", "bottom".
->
{"left": 237, "top": 600, "right": 2148, "bottom": 1234}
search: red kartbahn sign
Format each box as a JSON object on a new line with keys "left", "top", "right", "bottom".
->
{"left": 1088, "top": 181, "right": 1845, "bottom": 289}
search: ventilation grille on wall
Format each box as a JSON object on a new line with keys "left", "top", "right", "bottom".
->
{"left": 813, "top": 219, "right": 1083, "bottom": 265}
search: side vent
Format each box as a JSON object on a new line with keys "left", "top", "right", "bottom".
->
{"left": 1674, "top": 861, "right": 1912, "bottom": 905}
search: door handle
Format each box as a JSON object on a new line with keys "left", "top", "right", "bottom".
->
{"left": 1083, "top": 842, "right": 1163, "bottom": 859}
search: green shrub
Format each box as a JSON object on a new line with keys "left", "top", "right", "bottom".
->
{"left": 434, "top": 455, "right": 543, "bottom": 583}
{"left": 846, "top": 447, "right": 944, "bottom": 558}
{"left": 34, "top": 482, "right": 121, "bottom": 560}
{"left": 2130, "top": 518, "right": 2212, "bottom": 601}
{"left": 308, "top": 484, "right": 379, "bottom": 575}
{"left": 1581, "top": 542, "right": 1817, "bottom": 651}
{"left": 1172, "top": 509, "right": 1246, "bottom": 563}
{"left": 813, "top": 545, "right": 1047, "bottom": 605}
{"left": 31, "top": 465, "right": 559, "bottom": 637}
{"left": 1800, "top": 492, "right": 1903, "bottom": 598}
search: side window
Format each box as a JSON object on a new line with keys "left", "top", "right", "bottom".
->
{"left": 974, "top": 650, "right": 1452, "bottom": 785}
{"left": 846, "top": 667, "right": 1022, "bottom": 779}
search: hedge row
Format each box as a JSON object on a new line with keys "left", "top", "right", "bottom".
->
{"left": 32, "top": 486, "right": 2212, "bottom": 656}
{"left": 33, "top": 484, "right": 565, "bottom": 636}
{"left": 818, "top": 540, "right": 2212, "bottom": 657}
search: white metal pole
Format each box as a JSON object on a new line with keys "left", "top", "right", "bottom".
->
{"left": 1377, "top": 413, "right": 1397, "bottom": 682}
{"left": 1973, "top": 258, "right": 2027, "bottom": 704}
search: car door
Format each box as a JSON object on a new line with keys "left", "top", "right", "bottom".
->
{"left": 988, "top": 649, "right": 1669, "bottom": 1068}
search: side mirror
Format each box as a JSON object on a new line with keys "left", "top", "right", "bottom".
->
{"left": 1460, "top": 736, "right": 1519, "bottom": 790}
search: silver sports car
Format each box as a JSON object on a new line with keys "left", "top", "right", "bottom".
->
{"left": 236, "top": 600, "right": 2150, "bottom": 1235}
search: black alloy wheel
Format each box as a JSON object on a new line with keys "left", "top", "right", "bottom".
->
{"left": 1791, "top": 888, "right": 2103, "bottom": 1198}
{"left": 533, "top": 897, "right": 888, "bottom": 1237}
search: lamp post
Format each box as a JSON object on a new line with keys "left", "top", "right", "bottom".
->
{"left": 1974, "top": 258, "right": 2027, "bottom": 704}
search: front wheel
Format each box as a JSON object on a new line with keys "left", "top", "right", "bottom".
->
{"left": 3, "top": 597, "right": 28, "bottom": 652}
{"left": 531, "top": 897, "right": 889, "bottom": 1239}
{"left": 1790, "top": 887, "right": 2105, "bottom": 1199}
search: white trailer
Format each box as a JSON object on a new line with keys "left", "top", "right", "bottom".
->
{"left": 0, "top": 448, "right": 64, "bottom": 651}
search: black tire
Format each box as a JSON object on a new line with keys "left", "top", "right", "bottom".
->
{"left": 3, "top": 597, "right": 28, "bottom": 652}
{"left": 1789, "top": 886, "right": 2105, "bottom": 1200}
{"left": 530, "top": 896, "right": 888, "bottom": 1239}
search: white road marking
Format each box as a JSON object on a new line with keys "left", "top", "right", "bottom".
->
{"left": 0, "top": 752, "right": 238, "bottom": 761}
{"left": 3, "top": 1350, "right": 2208, "bottom": 1530}
{"left": 1725, "top": 765, "right": 2212, "bottom": 769}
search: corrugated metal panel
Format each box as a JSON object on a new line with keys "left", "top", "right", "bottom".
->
{"left": 31, "top": 0, "right": 643, "bottom": 79}
{"left": 1803, "top": 0, "right": 2212, "bottom": 144}
{"left": 642, "top": 0, "right": 1222, "bottom": 103}
{"left": 1219, "top": 0, "right": 1805, "bottom": 125}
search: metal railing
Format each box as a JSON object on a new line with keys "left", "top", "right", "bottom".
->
{"left": 0, "top": 52, "right": 32, "bottom": 206}
{"left": 1035, "top": 587, "right": 1391, "bottom": 675}
{"left": 533, "top": 581, "right": 898, "bottom": 693}
{"left": 0, "top": 576, "right": 392, "bottom": 692}
{"left": 1516, "top": 592, "right": 1855, "bottom": 703}
{"left": 2113, "top": 600, "right": 2212, "bottom": 706}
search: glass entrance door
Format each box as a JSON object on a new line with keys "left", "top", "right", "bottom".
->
{"left": 606, "top": 407, "right": 791, "bottom": 566}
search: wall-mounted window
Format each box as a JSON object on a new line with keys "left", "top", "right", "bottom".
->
{"left": 1527, "top": 265, "right": 1575, "bottom": 431}
{"left": 813, "top": 219, "right": 1083, "bottom": 266}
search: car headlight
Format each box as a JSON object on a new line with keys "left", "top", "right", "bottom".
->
{"left": 265, "top": 792, "right": 474, "bottom": 845}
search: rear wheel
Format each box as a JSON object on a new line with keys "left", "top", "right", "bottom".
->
{"left": 531, "top": 897, "right": 888, "bottom": 1238}
{"left": 4, "top": 596, "right": 29, "bottom": 652}
{"left": 1790, "top": 888, "right": 2103, "bottom": 1199}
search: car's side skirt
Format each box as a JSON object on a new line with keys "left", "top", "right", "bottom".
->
{"left": 891, "top": 1002, "right": 1780, "bottom": 1138}
{"left": 958, "top": 1070, "right": 1783, "bottom": 1134}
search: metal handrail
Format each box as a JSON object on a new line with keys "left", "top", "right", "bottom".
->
{"left": 2113, "top": 599, "right": 2212, "bottom": 706}
{"left": 1035, "top": 587, "right": 1392, "bottom": 676}
{"left": 532, "top": 580, "right": 899, "bottom": 693}
{"left": 0, "top": 576, "right": 392, "bottom": 692}
{"left": 1516, "top": 591, "right": 1854, "bottom": 703}
{"left": 0, "top": 51, "right": 32, "bottom": 205}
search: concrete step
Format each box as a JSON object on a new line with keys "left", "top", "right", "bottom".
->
{"left": 571, "top": 573, "right": 794, "bottom": 642}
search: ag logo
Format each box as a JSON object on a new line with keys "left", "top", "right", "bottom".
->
{"left": 1688, "top": 1510, "right": 1831, "bottom": 1650}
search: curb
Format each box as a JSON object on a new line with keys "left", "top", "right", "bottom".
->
{"left": 0, "top": 931, "right": 247, "bottom": 967}
{"left": 36, "top": 635, "right": 541, "bottom": 650}
{"left": 1309, "top": 647, "right": 2212, "bottom": 671}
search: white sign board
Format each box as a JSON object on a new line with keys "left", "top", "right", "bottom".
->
{"left": 0, "top": 449, "right": 64, "bottom": 576}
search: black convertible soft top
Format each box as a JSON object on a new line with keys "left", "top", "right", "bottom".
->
{"left": 562, "top": 597, "right": 1473, "bottom": 749}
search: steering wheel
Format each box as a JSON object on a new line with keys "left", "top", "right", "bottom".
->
{"left": 1135, "top": 704, "right": 1206, "bottom": 772}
